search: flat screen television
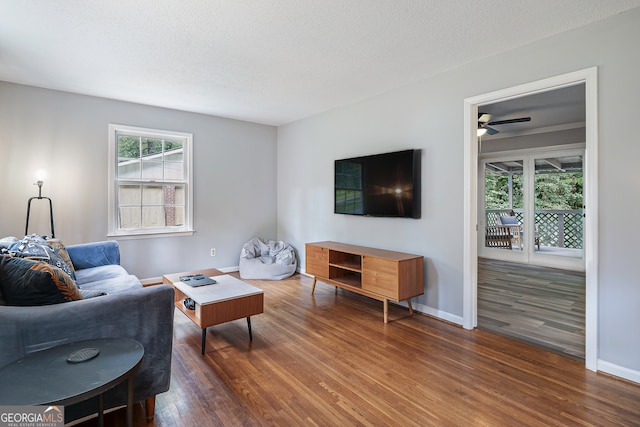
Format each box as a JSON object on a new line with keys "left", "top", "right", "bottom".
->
{"left": 334, "top": 149, "right": 421, "bottom": 218}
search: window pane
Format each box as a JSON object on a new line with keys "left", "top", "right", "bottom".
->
{"left": 142, "top": 160, "right": 164, "bottom": 180}
{"left": 118, "top": 136, "right": 140, "bottom": 161}
{"left": 172, "top": 185, "right": 185, "bottom": 204}
{"left": 164, "top": 139, "right": 183, "bottom": 152}
{"left": 164, "top": 161, "right": 184, "bottom": 180}
{"left": 117, "top": 136, "right": 140, "bottom": 180}
{"left": 484, "top": 159, "right": 524, "bottom": 250}
{"left": 142, "top": 206, "right": 165, "bottom": 228}
{"left": 141, "top": 138, "right": 163, "bottom": 156}
{"left": 534, "top": 155, "right": 584, "bottom": 257}
{"left": 119, "top": 207, "right": 141, "bottom": 229}
{"left": 165, "top": 206, "right": 185, "bottom": 227}
{"left": 118, "top": 184, "right": 141, "bottom": 204}
{"left": 142, "top": 184, "right": 164, "bottom": 204}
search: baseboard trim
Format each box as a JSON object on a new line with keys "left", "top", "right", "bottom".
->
{"left": 301, "top": 270, "right": 463, "bottom": 327}
{"left": 598, "top": 360, "right": 640, "bottom": 384}
{"left": 141, "top": 277, "right": 162, "bottom": 286}
{"left": 399, "top": 300, "right": 464, "bottom": 326}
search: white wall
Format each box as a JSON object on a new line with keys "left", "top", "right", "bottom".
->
{"left": 481, "top": 127, "right": 585, "bottom": 154}
{"left": 0, "top": 82, "right": 277, "bottom": 279}
{"left": 277, "top": 7, "right": 640, "bottom": 375}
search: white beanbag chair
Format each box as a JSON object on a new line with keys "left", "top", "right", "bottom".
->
{"left": 239, "top": 238, "right": 297, "bottom": 280}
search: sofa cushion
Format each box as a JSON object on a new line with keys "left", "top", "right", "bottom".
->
{"left": 79, "top": 288, "right": 108, "bottom": 299}
{"left": 0, "top": 236, "right": 18, "bottom": 250}
{"left": 74, "top": 264, "right": 131, "bottom": 286}
{"left": 0, "top": 257, "right": 83, "bottom": 306}
{"left": 76, "top": 274, "right": 143, "bottom": 295}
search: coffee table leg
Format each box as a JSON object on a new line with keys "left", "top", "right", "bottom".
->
{"left": 201, "top": 328, "right": 207, "bottom": 354}
{"left": 127, "top": 375, "right": 134, "bottom": 427}
{"left": 98, "top": 394, "right": 104, "bottom": 427}
{"left": 247, "top": 317, "right": 253, "bottom": 341}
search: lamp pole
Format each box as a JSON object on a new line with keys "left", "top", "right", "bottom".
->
{"left": 25, "top": 180, "right": 55, "bottom": 238}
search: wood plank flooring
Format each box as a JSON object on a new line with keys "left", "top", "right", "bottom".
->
{"left": 478, "top": 258, "right": 585, "bottom": 360}
{"left": 76, "top": 272, "right": 639, "bottom": 426}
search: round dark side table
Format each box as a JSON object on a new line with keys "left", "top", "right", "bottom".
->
{"left": 0, "top": 338, "right": 144, "bottom": 427}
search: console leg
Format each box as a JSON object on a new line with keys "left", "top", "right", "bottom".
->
{"left": 311, "top": 277, "right": 317, "bottom": 294}
{"left": 383, "top": 299, "right": 389, "bottom": 324}
{"left": 407, "top": 298, "right": 414, "bottom": 316}
{"left": 201, "top": 328, "right": 207, "bottom": 355}
{"left": 247, "top": 317, "right": 253, "bottom": 341}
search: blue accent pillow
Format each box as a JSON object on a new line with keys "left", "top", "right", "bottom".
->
{"left": 0, "top": 257, "right": 83, "bottom": 306}
{"left": 499, "top": 216, "right": 519, "bottom": 225}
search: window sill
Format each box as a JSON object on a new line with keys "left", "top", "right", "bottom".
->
{"left": 107, "top": 229, "right": 194, "bottom": 240}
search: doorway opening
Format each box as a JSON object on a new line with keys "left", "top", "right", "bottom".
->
{"left": 463, "top": 68, "right": 598, "bottom": 370}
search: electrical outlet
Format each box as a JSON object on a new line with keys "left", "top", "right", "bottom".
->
{"left": 210, "top": 248, "right": 216, "bottom": 257}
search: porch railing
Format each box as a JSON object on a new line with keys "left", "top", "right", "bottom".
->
{"left": 486, "top": 209, "right": 583, "bottom": 249}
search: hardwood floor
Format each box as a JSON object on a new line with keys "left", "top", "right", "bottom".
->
{"left": 76, "top": 273, "right": 639, "bottom": 426}
{"left": 478, "top": 258, "right": 585, "bottom": 360}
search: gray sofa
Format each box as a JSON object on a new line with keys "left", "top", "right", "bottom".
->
{"left": 0, "top": 240, "right": 174, "bottom": 423}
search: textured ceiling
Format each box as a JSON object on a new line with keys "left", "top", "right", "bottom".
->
{"left": 1, "top": 1, "right": 639, "bottom": 126}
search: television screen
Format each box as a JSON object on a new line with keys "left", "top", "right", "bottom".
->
{"left": 334, "top": 149, "right": 421, "bottom": 218}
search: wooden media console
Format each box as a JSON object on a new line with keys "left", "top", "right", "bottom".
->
{"left": 305, "top": 241, "right": 424, "bottom": 323}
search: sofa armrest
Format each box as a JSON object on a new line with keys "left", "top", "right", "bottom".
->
{"left": 66, "top": 240, "right": 120, "bottom": 270}
{"left": 0, "top": 285, "right": 175, "bottom": 421}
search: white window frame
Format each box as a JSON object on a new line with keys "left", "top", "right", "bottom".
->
{"left": 108, "top": 124, "right": 194, "bottom": 238}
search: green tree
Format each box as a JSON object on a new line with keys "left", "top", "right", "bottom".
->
{"left": 534, "top": 172, "right": 583, "bottom": 210}
{"left": 484, "top": 170, "right": 523, "bottom": 209}
{"left": 485, "top": 169, "right": 582, "bottom": 210}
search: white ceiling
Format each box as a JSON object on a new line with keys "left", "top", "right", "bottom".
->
{"left": 480, "top": 83, "right": 586, "bottom": 140}
{"left": 1, "top": 1, "right": 639, "bottom": 126}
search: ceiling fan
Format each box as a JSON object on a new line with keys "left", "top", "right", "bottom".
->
{"left": 478, "top": 113, "right": 531, "bottom": 136}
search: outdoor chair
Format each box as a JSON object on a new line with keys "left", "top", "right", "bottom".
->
{"left": 497, "top": 215, "right": 523, "bottom": 249}
{"left": 485, "top": 225, "right": 513, "bottom": 249}
{"left": 497, "top": 215, "right": 541, "bottom": 250}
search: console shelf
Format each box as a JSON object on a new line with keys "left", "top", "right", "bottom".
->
{"left": 305, "top": 241, "right": 424, "bottom": 323}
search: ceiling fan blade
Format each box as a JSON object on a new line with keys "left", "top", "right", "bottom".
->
{"left": 486, "top": 126, "right": 500, "bottom": 135}
{"left": 487, "top": 117, "right": 531, "bottom": 126}
{"left": 478, "top": 113, "right": 491, "bottom": 123}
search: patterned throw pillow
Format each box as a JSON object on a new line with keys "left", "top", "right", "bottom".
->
{"left": 8, "top": 235, "right": 76, "bottom": 280}
{"left": 47, "top": 240, "right": 76, "bottom": 279}
{"left": 0, "top": 257, "right": 83, "bottom": 306}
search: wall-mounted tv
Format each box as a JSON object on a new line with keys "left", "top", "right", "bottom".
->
{"left": 334, "top": 149, "right": 421, "bottom": 218}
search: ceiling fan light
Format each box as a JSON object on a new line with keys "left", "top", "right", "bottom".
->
{"left": 478, "top": 113, "right": 491, "bottom": 123}
{"left": 477, "top": 127, "right": 487, "bottom": 137}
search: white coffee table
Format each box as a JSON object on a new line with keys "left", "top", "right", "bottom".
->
{"left": 163, "top": 269, "right": 264, "bottom": 354}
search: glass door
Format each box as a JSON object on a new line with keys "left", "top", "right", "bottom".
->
{"left": 480, "top": 150, "right": 585, "bottom": 270}
{"left": 479, "top": 156, "right": 528, "bottom": 263}
{"left": 530, "top": 152, "right": 584, "bottom": 269}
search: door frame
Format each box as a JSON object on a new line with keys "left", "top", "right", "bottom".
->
{"left": 462, "top": 67, "right": 598, "bottom": 371}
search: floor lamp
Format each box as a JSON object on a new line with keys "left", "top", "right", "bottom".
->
{"left": 25, "top": 178, "right": 55, "bottom": 238}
